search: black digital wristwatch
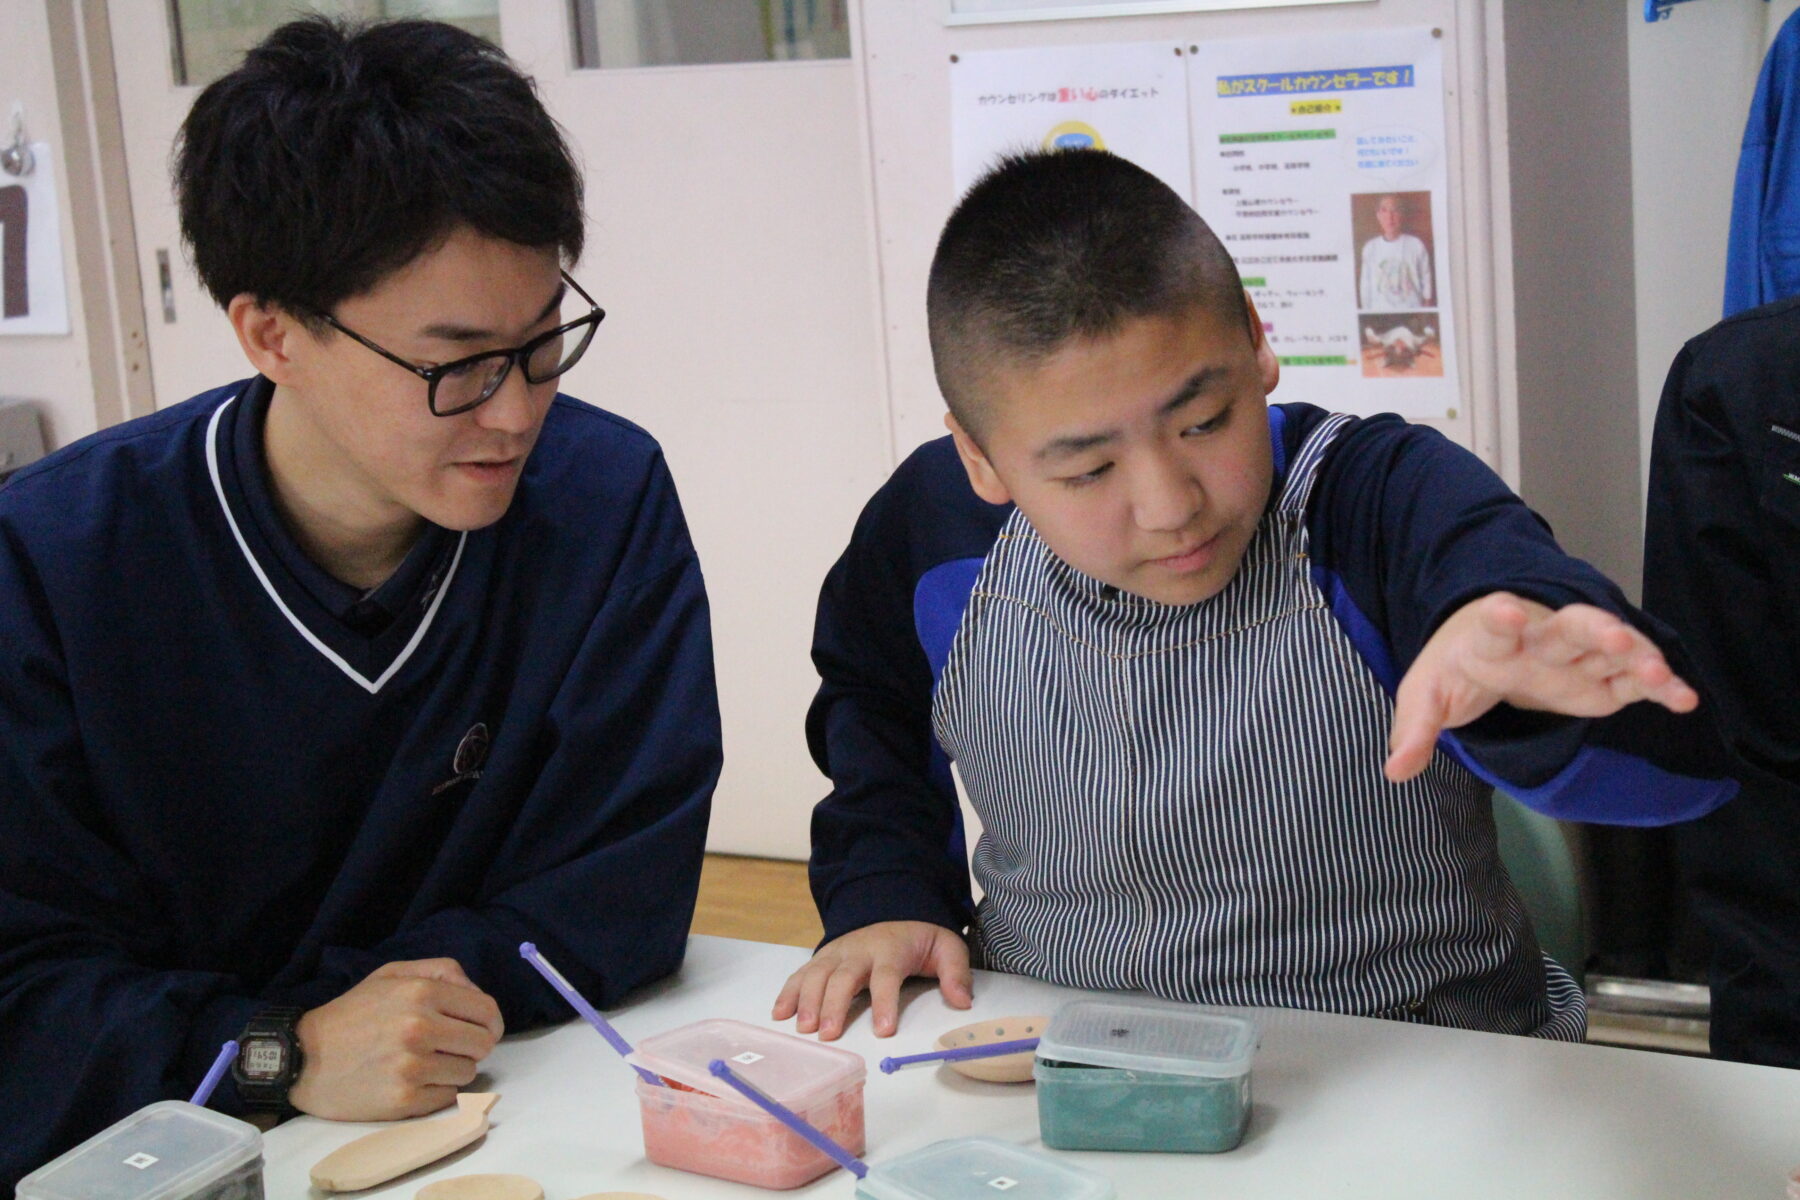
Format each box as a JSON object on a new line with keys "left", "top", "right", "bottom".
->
{"left": 232, "top": 1006, "right": 306, "bottom": 1110}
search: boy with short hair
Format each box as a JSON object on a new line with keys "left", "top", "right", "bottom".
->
{"left": 0, "top": 18, "right": 718, "bottom": 1183}
{"left": 776, "top": 149, "right": 1732, "bottom": 1043}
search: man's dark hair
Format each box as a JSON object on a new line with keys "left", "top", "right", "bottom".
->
{"left": 927, "top": 149, "right": 1248, "bottom": 438}
{"left": 174, "top": 17, "right": 584, "bottom": 319}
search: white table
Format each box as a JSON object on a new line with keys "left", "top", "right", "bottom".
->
{"left": 265, "top": 936, "right": 1800, "bottom": 1199}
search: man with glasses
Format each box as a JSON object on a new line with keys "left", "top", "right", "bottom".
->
{"left": 0, "top": 17, "right": 720, "bottom": 1182}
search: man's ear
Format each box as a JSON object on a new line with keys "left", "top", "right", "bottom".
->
{"left": 227, "top": 294, "right": 307, "bottom": 386}
{"left": 1243, "top": 291, "right": 1280, "bottom": 397}
{"left": 944, "top": 412, "right": 1013, "bottom": 506}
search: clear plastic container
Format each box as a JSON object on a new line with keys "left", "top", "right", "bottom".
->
{"left": 624, "top": 1018, "right": 866, "bottom": 1189}
{"left": 855, "top": 1137, "right": 1114, "bottom": 1200}
{"left": 1033, "top": 998, "right": 1258, "bottom": 1153}
{"left": 17, "top": 1100, "right": 264, "bottom": 1200}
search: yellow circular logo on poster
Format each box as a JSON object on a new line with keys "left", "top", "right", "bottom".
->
{"left": 1043, "top": 121, "right": 1106, "bottom": 151}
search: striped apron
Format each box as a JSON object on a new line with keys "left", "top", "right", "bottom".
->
{"left": 932, "top": 414, "right": 1585, "bottom": 1039}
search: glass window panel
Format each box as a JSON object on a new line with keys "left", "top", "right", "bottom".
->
{"left": 169, "top": 1, "right": 501, "bottom": 87}
{"left": 570, "top": 1, "right": 849, "bottom": 70}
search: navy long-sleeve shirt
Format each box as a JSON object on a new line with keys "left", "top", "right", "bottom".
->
{"left": 807, "top": 403, "right": 1736, "bottom": 944}
{"left": 0, "top": 377, "right": 720, "bottom": 1183}
{"left": 1644, "top": 297, "right": 1800, "bottom": 1066}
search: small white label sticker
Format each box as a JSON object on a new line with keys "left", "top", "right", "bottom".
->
{"left": 123, "top": 1153, "right": 159, "bottom": 1170}
{"left": 987, "top": 1178, "right": 1019, "bottom": 1191}
{"left": 731, "top": 1051, "right": 765, "bottom": 1065}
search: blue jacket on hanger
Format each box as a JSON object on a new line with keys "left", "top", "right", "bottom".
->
{"left": 1727, "top": 7, "right": 1800, "bottom": 316}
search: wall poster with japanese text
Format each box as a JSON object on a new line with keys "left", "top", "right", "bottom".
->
{"left": 951, "top": 41, "right": 1192, "bottom": 202}
{"left": 1188, "top": 28, "right": 1453, "bottom": 418}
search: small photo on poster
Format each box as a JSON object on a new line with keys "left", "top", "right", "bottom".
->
{"left": 1359, "top": 312, "right": 1442, "bottom": 378}
{"left": 1351, "top": 191, "right": 1434, "bottom": 312}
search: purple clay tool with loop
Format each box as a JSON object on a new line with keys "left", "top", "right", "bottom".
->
{"left": 189, "top": 1040, "right": 239, "bottom": 1107}
{"left": 878, "top": 1036, "right": 1040, "bottom": 1074}
{"left": 706, "top": 1059, "right": 870, "bottom": 1180}
{"left": 518, "top": 941, "right": 662, "bottom": 1086}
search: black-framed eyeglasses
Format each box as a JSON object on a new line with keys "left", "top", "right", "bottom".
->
{"left": 316, "top": 272, "right": 605, "bottom": 417}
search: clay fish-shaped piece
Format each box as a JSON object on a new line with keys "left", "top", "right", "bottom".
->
{"left": 311, "top": 1093, "right": 501, "bottom": 1192}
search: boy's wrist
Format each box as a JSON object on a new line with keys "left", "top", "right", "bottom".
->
{"left": 821, "top": 873, "right": 967, "bottom": 946}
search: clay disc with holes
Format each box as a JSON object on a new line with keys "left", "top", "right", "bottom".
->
{"left": 935, "top": 1014, "right": 1050, "bottom": 1083}
{"left": 415, "top": 1174, "right": 543, "bottom": 1200}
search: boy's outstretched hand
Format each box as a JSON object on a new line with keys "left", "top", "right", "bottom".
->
{"left": 772, "top": 920, "right": 972, "bottom": 1041}
{"left": 1385, "top": 592, "right": 1699, "bottom": 783}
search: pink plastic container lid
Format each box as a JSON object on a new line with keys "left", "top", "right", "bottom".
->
{"left": 625, "top": 1019, "right": 866, "bottom": 1111}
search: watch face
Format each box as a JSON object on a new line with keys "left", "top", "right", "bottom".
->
{"left": 241, "top": 1039, "right": 286, "bottom": 1080}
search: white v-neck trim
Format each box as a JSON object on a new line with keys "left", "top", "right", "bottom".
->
{"left": 205, "top": 394, "right": 467, "bottom": 695}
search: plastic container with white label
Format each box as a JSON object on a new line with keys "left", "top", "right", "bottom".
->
{"left": 623, "top": 1018, "right": 866, "bottom": 1189}
{"left": 17, "top": 1100, "right": 264, "bottom": 1200}
{"left": 854, "top": 1137, "right": 1114, "bottom": 1200}
{"left": 1033, "top": 998, "right": 1258, "bottom": 1153}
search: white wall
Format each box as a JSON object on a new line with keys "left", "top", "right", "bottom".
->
{"left": 0, "top": 0, "right": 97, "bottom": 449}
{"left": 1628, "top": 0, "right": 1799, "bottom": 497}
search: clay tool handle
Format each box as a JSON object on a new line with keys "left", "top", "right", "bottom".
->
{"left": 518, "top": 942, "right": 662, "bottom": 1086}
{"left": 189, "top": 1040, "right": 239, "bottom": 1107}
{"left": 879, "top": 1036, "right": 1040, "bottom": 1074}
{"left": 707, "top": 1059, "right": 869, "bottom": 1180}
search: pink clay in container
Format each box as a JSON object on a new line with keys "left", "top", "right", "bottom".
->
{"left": 625, "top": 1019, "right": 866, "bottom": 1190}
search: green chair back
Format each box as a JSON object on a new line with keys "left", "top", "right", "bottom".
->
{"left": 1491, "top": 791, "right": 1587, "bottom": 987}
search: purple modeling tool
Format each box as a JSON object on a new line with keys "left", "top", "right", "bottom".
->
{"left": 707, "top": 1059, "right": 870, "bottom": 1179}
{"left": 519, "top": 941, "right": 663, "bottom": 1086}
{"left": 188, "top": 1040, "right": 239, "bottom": 1108}
{"left": 878, "top": 1036, "right": 1041, "bottom": 1074}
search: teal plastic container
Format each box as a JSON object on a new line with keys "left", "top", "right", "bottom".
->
{"left": 854, "top": 1137, "right": 1114, "bottom": 1200}
{"left": 1033, "top": 999, "right": 1258, "bottom": 1153}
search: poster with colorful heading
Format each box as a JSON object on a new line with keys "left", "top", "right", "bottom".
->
{"left": 1187, "top": 27, "right": 1453, "bottom": 418}
{"left": 951, "top": 42, "right": 1192, "bottom": 202}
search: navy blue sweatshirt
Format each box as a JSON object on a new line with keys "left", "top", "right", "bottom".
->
{"left": 807, "top": 403, "right": 1736, "bottom": 943}
{"left": 0, "top": 377, "right": 720, "bottom": 1183}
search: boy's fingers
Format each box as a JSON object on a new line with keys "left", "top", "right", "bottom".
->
{"left": 868, "top": 962, "right": 906, "bottom": 1036}
{"left": 794, "top": 964, "right": 832, "bottom": 1034}
{"left": 772, "top": 971, "right": 804, "bottom": 1020}
{"left": 1467, "top": 595, "right": 1530, "bottom": 659}
{"left": 932, "top": 937, "right": 974, "bottom": 1009}
{"left": 434, "top": 984, "right": 504, "bottom": 1041}
{"left": 817, "top": 961, "right": 871, "bottom": 1041}
{"left": 1386, "top": 680, "right": 1448, "bottom": 783}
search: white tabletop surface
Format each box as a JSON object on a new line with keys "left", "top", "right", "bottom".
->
{"left": 264, "top": 935, "right": 1800, "bottom": 1199}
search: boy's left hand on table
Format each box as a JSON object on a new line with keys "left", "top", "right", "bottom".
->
{"left": 1384, "top": 592, "right": 1699, "bottom": 783}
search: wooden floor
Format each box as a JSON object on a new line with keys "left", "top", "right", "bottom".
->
{"left": 690, "top": 853, "right": 821, "bottom": 949}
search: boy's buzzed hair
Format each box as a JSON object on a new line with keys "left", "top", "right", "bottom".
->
{"left": 928, "top": 149, "right": 1249, "bottom": 439}
{"left": 174, "top": 16, "right": 584, "bottom": 321}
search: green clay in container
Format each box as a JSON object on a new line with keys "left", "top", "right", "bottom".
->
{"left": 1032, "top": 999, "right": 1258, "bottom": 1154}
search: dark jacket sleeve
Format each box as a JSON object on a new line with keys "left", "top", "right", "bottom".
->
{"left": 1302, "top": 408, "right": 1735, "bottom": 824}
{"left": 0, "top": 518, "right": 266, "bottom": 1185}
{"left": 805, "top": 439, "right": 1008, "bottom": 944}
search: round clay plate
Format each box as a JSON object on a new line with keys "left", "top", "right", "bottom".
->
{"left": 415, "top": 1174, "right": 543, "bottom": 1200}
{"left": 934, "top": 1014, "right": 1051, "bottom": 1083}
